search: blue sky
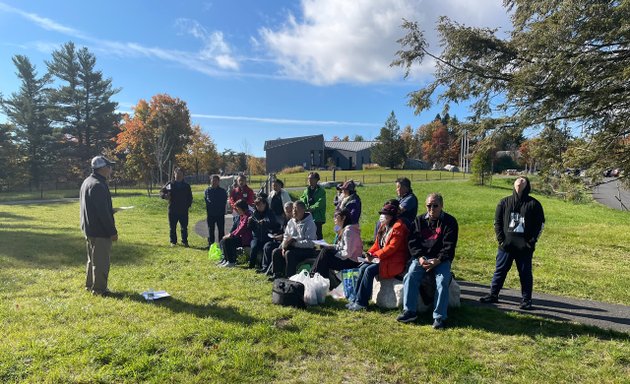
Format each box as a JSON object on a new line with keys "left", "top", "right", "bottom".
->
{"left": 0, "top": 0, "right": 511, "bottom": 157}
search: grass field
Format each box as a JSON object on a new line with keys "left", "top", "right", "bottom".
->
{"left": 1, "top": 179, "right": 629, "bottom": 383}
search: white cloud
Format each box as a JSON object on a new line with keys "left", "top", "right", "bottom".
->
{"left": 259, "top": 0, "right": 510, "bottom": 85}
{"left": 192, "top": 113, "right": 378, "bottom": 127}
{"left": 175, "top": 18, "right": 239, "bottom": 70}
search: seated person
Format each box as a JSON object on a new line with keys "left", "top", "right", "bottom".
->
{"left": 218, "top": 199, "right": 252, "bottom": 267}
{"left": 347, "top": 202, "right": 410, "bottom": 311}
{"left": 247, "top": 195, "right": 279, "bottom": 269}
{"left": 259, "top": 201, "right": 293, "bottom": 274}
{"left": 311, "top": 208, "right": 362, "bottom": 289}
{"left": 397, "top": 193, "right": 459, "bottom": 329}
{"left": 269, "top": 200, "right": 317, "bottom": 280}
{"left": 336, "top": 180, "right": 362, "bottom": 225}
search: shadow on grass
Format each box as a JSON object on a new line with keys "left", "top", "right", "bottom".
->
{"left": 0, "top": 211, "right": 31, "bottom": 221}
{"left": 447, "top": 305, "right": 630, "bottom": 342}
{"left": 0, "top": 230, "right": 149, "bottom": 268}
{"left": 108, "top": 291, "right": 260, "bottom": 324}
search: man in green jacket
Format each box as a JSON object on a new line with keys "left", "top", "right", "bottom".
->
{"left": 300, "top": 171, "right": 326, "bottom": 240}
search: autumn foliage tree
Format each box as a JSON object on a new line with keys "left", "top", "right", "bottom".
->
{"left": 175, "top": 124, "right": 221, "bottom": 180}
{"left": 116, "top": 94, "right": 193, "bottom": 189}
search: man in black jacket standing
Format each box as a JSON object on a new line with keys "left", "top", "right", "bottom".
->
{"left": 204, "top": 174, "right": 227, "bottom": 247}
{"left": 480, "top": 176, "right": 545, "bottom": 309}
{"left": 161, "top": 167, "right": 193, "bottom": 247}
{"left": 80, "top": 156, "right": 118, "bottom": 296}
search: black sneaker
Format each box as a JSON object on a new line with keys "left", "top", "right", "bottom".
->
{"left": 396, "top": 311, "right": 418, "bottom": 323}
{"left": 432, "top": 318, "right": 447, "bottom": 329}
{"left": 519, "top": 299, "right": 533, "bottom": 310}
{"left": 479, "top": 294, "right": 499, "bottom": 303}
{"left": 182, "top": 242, "right": 189, "bottom": 248}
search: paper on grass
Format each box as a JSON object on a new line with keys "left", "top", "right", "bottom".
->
{"left": 141, "top": 290, "right": 171, "bottom": 300}
{"left": 114, "top": 206, "right": 135, "bottom": 212}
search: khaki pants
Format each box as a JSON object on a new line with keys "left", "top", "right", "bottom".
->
{"left": 85, "top": 236, "right": 112, "bottom": 293}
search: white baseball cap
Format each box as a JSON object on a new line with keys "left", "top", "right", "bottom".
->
{"left": 91, "top": 155, "right": 115, "bottom": 169}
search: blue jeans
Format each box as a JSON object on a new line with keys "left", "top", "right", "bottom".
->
{"left": 403, "top": 259, "right": 451, "bottom": 321}
{"left": 353, "top": 263, "right": 380, "bottom": 307}
{"left": 249, "top": 237, "right": 269, "bottom": 267}
{"left": 490, "top": 248, "right": 533, "bottom": 301}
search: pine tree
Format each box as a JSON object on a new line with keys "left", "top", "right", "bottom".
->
{"left": 371, "top": 111, "right": 406, "bottom": 168}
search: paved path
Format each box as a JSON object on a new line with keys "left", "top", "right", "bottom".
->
{"left": 592, "top": 177, "right": 630, "bottom": 211}
{"left": 460, "top": 281, "right": 630, "bottom": 333}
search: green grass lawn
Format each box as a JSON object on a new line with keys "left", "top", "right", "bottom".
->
{"left": 1, "top": 180, "right": 629, "bottom": 383}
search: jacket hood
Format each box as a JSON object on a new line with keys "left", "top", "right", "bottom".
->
{"left": 512, "top": 176, "right": 531, "bottom": 200}
{"left": 345, "top": 223, "right": 360, "bottom": 234}
{"left": 298, "top": 212, "right": 314, "bottom": 224}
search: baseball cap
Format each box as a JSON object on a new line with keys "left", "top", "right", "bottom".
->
{"left": 378, "top": 203, "right": 399, "bottom": 216}
{"left": 91, "top": 155, "right": 115, "bottom": 169}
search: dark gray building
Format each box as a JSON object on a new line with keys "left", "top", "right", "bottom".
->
{"left": 264, "top": 135, "right": 381, "bottom": 173}
{"left": 324, "top": 141, "right": 380, "bottom": 170}
{"left": 264, "top": 135, "right": 325, "bottom": 173}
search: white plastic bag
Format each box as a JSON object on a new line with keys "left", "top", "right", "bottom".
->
{"left": 311, "top": 272, "right": 330, "bottom": 304}
{"left": 289, "top": 270, "right": 318, "bottom": 305}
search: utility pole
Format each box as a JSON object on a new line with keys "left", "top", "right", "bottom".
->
{"left": 460, "top": 130, "right": 470, "bottom": 173}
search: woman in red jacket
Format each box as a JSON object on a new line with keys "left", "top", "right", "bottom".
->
{"left": 347, "top": 202, "right": 410, "bottom": 310}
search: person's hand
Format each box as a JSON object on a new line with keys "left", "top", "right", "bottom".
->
{"left": 366, "top": 253, "right": 374, "bottom": 262}
{"left": 222, "top": 235, "right": 231, "bottom": 240}
{"left": 425, "top": 258, "right": 442, "bottom": 272}
{"left": 111, "top": 234, "right": 118, "bottom": 241}
{"left": 281, "top": 248, "right": 287, "bottom": 256}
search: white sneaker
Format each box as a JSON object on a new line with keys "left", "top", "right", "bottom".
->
{"left": 224, "top": 262, "right": 236, "bottom": 268}
{"left": 216, "top": 259, "right": 227, "bottom": 266}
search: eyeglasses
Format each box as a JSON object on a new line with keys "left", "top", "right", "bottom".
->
{"left": 426, "top": 204, "right": 440, "bottom": 209}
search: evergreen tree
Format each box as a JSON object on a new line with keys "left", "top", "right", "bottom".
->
{"left": 47, "top": 42, "right": 119, "bottom": 162}
{"left": 371, "top": 111, "right": 406, "bottom": 168}
{"left": 0, "top": 55, "right": 55, "bottom": 189}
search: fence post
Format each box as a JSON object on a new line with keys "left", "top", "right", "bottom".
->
{"left": 426, "top": 173, "right": 428, "bottom": 181}
{"left": 362, "top": 175, "right": 365, "bottom": 184}
{"left": 379, "top": 175, "right": 382, "bottom": 183}
{"left": 439, "top": 172, "right": 442, "bottom": 180}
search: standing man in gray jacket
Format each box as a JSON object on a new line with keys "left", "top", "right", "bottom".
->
{"left": 80, "top": 156, "right": 118, "bottom": 296}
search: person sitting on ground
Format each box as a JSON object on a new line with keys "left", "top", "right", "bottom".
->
{"left": 267, "top": 179, "right": 291, "bottom": 226}
{"left": 259, "top": 201, "right": 293, "bottom": 274}
{"left": 347, "top": 202, "right": 410, "bottom": 311}
{"left": 396, "top": 193, "right": 459, "bottom": 329}
{"left": 269, "top": 200, "right": 317, "bottom": 280}
{"left": 218, "top": 199, "right": 252, "bottom": 268}
{"left": 336, "top": 180, "right": 362, "bottom": 225}
{"left": 247, "top": 195, "right": 279, "bottom": 269}
{"left": 311, "top": 208, "right": 362, "bottom": 289}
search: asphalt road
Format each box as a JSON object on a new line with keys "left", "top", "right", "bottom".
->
{"left": 592, "top": 177, "right": 630, "bottom": 211}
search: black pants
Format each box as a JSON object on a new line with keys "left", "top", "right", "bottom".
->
{"left": 315, "top": 222, "right": 324, "bottom": 240}
{"left": 262, "top": 240, "right": 281, "bottom": 271}
{"left": 272, "top": 247, "right": 316, "bottom": 278}
{"left": 220, "top": 237, "right": 243, "bottom": 263}
{"left": 169, "top": 211, "right": 189, "bottom": 244}
{"left": 312, "top": 248, "right": 360, "bottom": 288}
{"left": 206, "top": 214, "right": 225, "bottom": 244}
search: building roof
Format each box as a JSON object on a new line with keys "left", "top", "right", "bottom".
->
{"left": 264, "top": 134, "right": 324, "bottom": 150}
{"left": 324, "top": 141, "right": 380, "bottom": 152}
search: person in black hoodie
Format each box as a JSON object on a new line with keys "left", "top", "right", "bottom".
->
{"left": 247, "top": 195, "right": 279, "bottom": 269}
{"left": 480, "top": 176, "right": 545, "bottom": 309}
{"left": 204, "top": 174, "right": 228, "bottom": 247}
{"left": 160, "top": 167, "right": 193, "bottom": 247}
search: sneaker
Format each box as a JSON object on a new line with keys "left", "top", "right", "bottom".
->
{"left": 216, "top": 259, "right": 226, "bottom": 266}
{"left": 170, "top": 242, "right": 177, "bottom": 247}
{"left": 396, "top": 311, "right": 418, "bottom": 323}
{"left": 519, "top": 299, "right": 533, "bottom": 310}
{"left": 479, "top": 294, "right": 499, "bottom": 303}
{"left": 432, "top": 318, "right": 446, "bottom": 329}
{"left": 223, "top": 262, "right": 236, "bottom": 268}
{"left": 255, "top": 268, "right": 267, "bottom": 274}
{"left": 345, "top": 301, "right": 354, "bottom": 309}
{"left": 92, "top": 288, "right": 113, "bottom": 297}
{"left": 182, "top": 242, "right": 189, "bottom": 248}
{"left": 347, "top": 302, "right": 366, "bottom": 311}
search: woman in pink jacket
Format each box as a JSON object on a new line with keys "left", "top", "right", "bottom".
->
{"left": 218, "top": 199, "right": 252, "bottom": 267}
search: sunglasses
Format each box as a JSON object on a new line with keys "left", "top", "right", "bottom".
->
{"left": 426, "top": 204, "right": 440, "bottom": 209}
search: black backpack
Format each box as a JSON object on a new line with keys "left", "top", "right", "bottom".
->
{"left": 272, "top": 278, "right": 306, "bottom": 308}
